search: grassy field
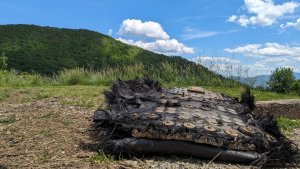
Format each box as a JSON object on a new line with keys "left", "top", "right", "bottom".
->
{"left": 1, "top": 85, "right": 300, "bottom": 108}
{"left": 0, "top": 85, "right": 107, "bottom": 109}
{"left": 204, "top": 86, "right": 300, "bottom": 101}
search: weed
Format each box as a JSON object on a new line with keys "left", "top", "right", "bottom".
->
{"left": 35, "top": 92, "right": 49, "bottom": 99}
{"left": 0, "top": 89, "right": 10, "bottom": 101}
{"left": 38, "top": 150, "right": 50, "bottom": 162}
{"left": 38, "top": 112, "right": 59, "bottom": 119}
{"left": 63, "top": 119, "right": 73, "bottom": 126}
{"left": 0, "top": 115, "right": 16, "bottom": 125}
{"left": 39, "top": 128, "right": 53, "bottom": 136}
{"left": 90, "top": 151, "right": 115, "bottom": 164}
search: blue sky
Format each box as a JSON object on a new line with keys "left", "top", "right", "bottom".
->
{"left": 1, "top": 0, "right": 300, "bottom": 76}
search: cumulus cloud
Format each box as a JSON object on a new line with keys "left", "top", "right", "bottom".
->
{"left": 224, "top": 42, "right": 300, "bottom": 75}
{"left": 117, "top": 19, "right": 194, "bottom": 55}
{"left": 225, "top": 43, "right": 300, "bottom": 58}
{"left": 280, "top": 18, "right": 300, "bottom": 30}
{"left": 117, "top": 38, "right": 194, "bottom": 55}
{"left": 249, "top": 57, "right": 298, "bottom": 74}
{"left": 118, "top": 19, "right": 170, "bottom": 40}
{"left": 228, "top": 0, "right": 299, "bottom": 27}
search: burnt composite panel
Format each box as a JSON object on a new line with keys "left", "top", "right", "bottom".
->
{"left": 93, "top": 78, "right": 299, "bottom": 168}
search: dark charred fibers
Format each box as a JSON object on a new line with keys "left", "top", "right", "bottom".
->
{"left": 94, "top": 78, "right": 299, "bottom": 168}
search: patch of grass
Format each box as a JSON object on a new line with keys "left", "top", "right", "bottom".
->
{"left": 203, "top": 86, "right": 300, "bottom": 101}
{"left": 0, "top": 88, "right": 10, "bottom": 101}
{"left": 1, "top": 84, "right": 299, "bottom": 110}
{"left": 90, "top": 151, "right": 115, "bottom": 164}
{"left": 38, "top": 150, "right": 50, "bottom": 162}
{"left": 0, "top": 86, "right": 107, "bottom": 108}
{"left": 38, "top": 112, "right": 59, "bottom": 119}
{"left": 62, "top": 119, "right": 73, "bottom": 126}
{"left": 0, "top": 115, "right": 16, "bottom": 125}
{"left": 35, "top": 92, "right": 49, "bottom": 99}
{"left": 42, "top": 86, "right": 106, "bottom": 108}
{"left": 0, "top": 70, "right": 45, "bottom": 87}
{"left": 1, "top": 61, "right": 241, "bottom": 88}
{"left": 277, "top": 117, "right": 300, "bottom": 132}
{"left": 39, "top": 128, "right": 53, "bottom": 136}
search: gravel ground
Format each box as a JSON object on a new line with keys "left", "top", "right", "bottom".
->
{"left": 0, "top": 97, "right": 299, "bottom": 169}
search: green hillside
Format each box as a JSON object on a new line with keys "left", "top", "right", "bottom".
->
{"left": 0, "top": 24, "right": 239, "bottom": 86}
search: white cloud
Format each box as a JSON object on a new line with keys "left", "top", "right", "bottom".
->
{"left": 108, "top": 29, "right": 113, "bottom": 36}
{"left": 228, "top": 0, "right": 299, "bottom": 27}
{"left": 118, "top": 19, "right": 170, "bottom": 40}
{"left": 117, "top": 19, "right": 195, "bottom": 55}
{"left": 227, "top": 15, "right": 238, "bottom": 22}
{"left": 280, "top": 18, "right": 300, "bottom": 30}
{"left": 197, "top": 56, "right": 240, "bottom": 64}
{"left": 225, "top": 43, "right": 300, "bottom": 58}
{"left": 117, "top": 38, "right": 194, "bottom": 55}
{"left": 181, "top": 27, "right": 217, "bottom": 40}
{"left": 224, "top": 42, "right": 300, "bottom": 75}
{"left": 195, "top": 55, "right": 299, "bottom": 76}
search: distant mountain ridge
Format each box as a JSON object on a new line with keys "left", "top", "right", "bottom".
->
{"left": 240, "top": 72, "right": 300, "bottom": 87}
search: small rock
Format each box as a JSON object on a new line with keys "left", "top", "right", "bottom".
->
{"left": 76, "top": 152, "right": 91, "bottom": 158}
{"left": 118, "top": 160, "right": 139, "bottom": 168}
{"left": 0, "top": 126, "right": 5, "bottom": 132}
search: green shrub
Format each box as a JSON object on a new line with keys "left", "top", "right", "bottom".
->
{"left": 267, "top": 67, "right": 295, "bottom": 94}
{"left": 292, "top": 80, "right": 300, "bottom": 96}
{"left": 55, "top": 68, "right": 90, "bottom": 85}
{"left": 0, "top": 52, "right": 8, "bottom": 70}
{"left": 0, "top": 62, "right": 242, "bottom": 88}
{"left": 0, "top": 70, "right": 45, "bottom": 87}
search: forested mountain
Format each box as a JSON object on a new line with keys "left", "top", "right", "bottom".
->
{"left": 0, "top": 24, "right": 239, "bottom": 86}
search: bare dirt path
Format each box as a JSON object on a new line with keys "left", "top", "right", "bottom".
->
{"left": 0, "top": 98, "right": 299, "bottom": 169}
{"left": 255, "top": 99, "right": 300, "bottom": 119}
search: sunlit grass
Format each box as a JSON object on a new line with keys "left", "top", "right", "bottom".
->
{"left": 203, "top": 86, "right": 300, "bottom": 101}
{"left": 0, "top": 86, "right": 107, "bottom": 109}
{"left": 90, "top": 151, "right": 115, "bottom": 164}
{"left": 0, "top": 62, "right": 240, "bottom": 88}
{"left": 277, "top": 117, "right": 300, "bottom": 132}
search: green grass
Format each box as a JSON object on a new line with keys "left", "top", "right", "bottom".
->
{"left": 0, "top": 85, "right": 107, "bottom": 109}
{"left": 0, "top": 61, "right": 240, "bottom": 88}
{"left": 277, "top": 117, "right": 300, "bottom": 131}
{"left": 0, "top": 88, "right": 10, "bottom": 101}
{"left": 38, "top": 112, "right": 59, "bottom": 119}
{"left": 90, "top": 151, "right": 115, "bottom": 164}
{"left": 203, "top": 86, "right": 300, "bottom": 101}
{"left": 62, "top": 118, "right": 73, "bottom": 126}
{"left": 0, "top": 115, "right": 16, "bottom": 125}
{"left": 0, "top": 85, "right": 299, "bottom": 110}
{"left": 39, "top": 128, "right": 53, "bottom": 136}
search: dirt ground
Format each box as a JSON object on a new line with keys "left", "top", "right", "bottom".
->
{"left": 0, "top": 97, "right": 299, "bottom": 169}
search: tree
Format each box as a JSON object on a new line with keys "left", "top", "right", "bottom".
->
{"left": 292, "top": 80, "right": 300, "bottom": 96}
{"left": 0, "top": 52, "right": 8, "bottom": 70}
{"left": 267, "top": 67, "right": 295, "bottom": 94}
